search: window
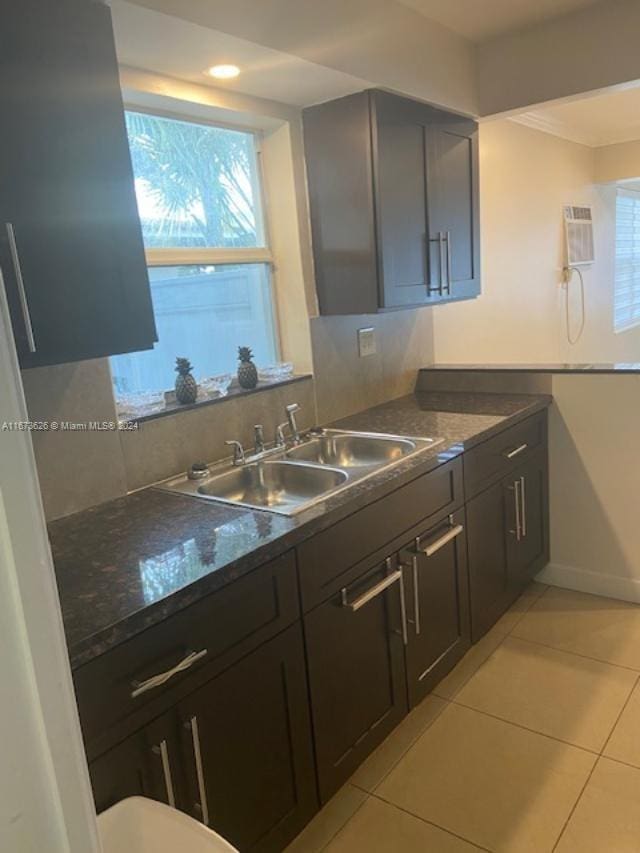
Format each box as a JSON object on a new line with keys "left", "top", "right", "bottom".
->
{"left": 110, "top": 110, "right": 278, "bottom": 396}
{"left": 615, "top": 189, "right": 640, "bottom": 333}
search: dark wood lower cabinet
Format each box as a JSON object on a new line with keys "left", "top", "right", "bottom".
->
{"left": 401, "top": 509, "right": 471, "bottom": 706}
{"left": 90, "top": 623, "right": 317, "bottom": 853}
{"left": 466, "top": 480, "right": 511, "bottom": 641}
{"left": 510, "top": 448, "right": 549, "bottom": 590}
{"left": 89, "top": 711, "right": 184, "bottom": 814}
{"left": 304, "top": 556, "right": 408, "bottom": 802}
{"left": 468, "top": 445, "right": 549, "bottom": 641}
{"left": 177, "top": 623, "right": 317, "bottom": 853}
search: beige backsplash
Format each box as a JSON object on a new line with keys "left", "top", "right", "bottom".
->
{"left": 311, "top": 308, "right": 435, "bottom": 423}
{"left": 23, "top": 308, "right": 434, "bottom": 520}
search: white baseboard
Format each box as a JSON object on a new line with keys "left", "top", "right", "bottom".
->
{"left": 537, "top": 562, "right": 640, "bottom": 605}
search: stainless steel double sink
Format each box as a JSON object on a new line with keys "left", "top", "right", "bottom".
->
{"left": 158, "top": 429, "right": 443, "bottom": 515}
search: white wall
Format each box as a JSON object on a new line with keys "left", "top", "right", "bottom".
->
{"left": 433, "top": 118, "right": 640, "bottom": 603}
{"left": 0, "top": 275, "right": 100, "bottom": 852}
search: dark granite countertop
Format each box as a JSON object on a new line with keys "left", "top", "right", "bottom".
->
{"left": 421, "top": 363, "right": 640, "bottom": 373}
{"left": 50, "top": 390, "right": 552, "bottom": 669}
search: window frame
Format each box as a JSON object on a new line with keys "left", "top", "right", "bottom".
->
{"left": 614, "top": 187, "right": 640, "bottom": 334}
{"left": 124, "top": 103, "right": 275, "bottom": 269}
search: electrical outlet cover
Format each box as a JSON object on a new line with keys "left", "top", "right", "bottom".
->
{"left": 358, "top": 327, "right": 376, "bottom": 357}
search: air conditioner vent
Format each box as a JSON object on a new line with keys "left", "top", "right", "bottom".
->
{"left": 563, "top": 204, "right": 594, "bottom": 266}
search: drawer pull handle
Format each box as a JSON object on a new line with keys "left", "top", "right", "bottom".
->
{"left": 411, "top": 553, "right": 421, "bottom": 635}
{"left": 189, "top": 715, "right": 210, "bottom": 826}
{"left": 509, "top": 479, "right": 522, "bottom": 541}
{"left": 418, "top": 524, "right": 464, "bottom": 558}
{"left": 130, "top": 649, "right": 208, "bottom": 699}
{"left": 341, "top": 561, "right": 408, "bottom": 645}
{"left": 504, "top": 443, "right": 528, "bottom": 459}
{"left": 152, "top": 739, "right": 176, "bottom": 808}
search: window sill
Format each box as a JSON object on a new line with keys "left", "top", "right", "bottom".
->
{"left": 122, "top": 374, "right": 313, "bottom": 424}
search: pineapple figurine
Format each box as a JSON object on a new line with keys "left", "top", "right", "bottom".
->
{"left": 237, "top": 346, "right": 258, "bottom": 389}
{"left": 174, "top": 357, "right": 198, "bottom": 404}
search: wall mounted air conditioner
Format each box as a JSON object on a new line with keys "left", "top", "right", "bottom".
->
{"left": 563, "top": 204, "right": 595, "bottom": 266}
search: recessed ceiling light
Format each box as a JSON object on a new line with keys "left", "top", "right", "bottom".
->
{"left": 206, "top": 64, "right": 241, "bottom": 80}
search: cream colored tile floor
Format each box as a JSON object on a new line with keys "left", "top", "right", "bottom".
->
{"left": 286, "top": 584, "right": 640, "bottom": 853}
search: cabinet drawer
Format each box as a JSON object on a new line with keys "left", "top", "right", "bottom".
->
{"left": 297, "top": 458, "right": 463, "bottom": 611}
{"left": 464, "top": 411, "right": 546, "bottom": 499}
{"left": 75, "top": 551, "right": 299, "bottom": 757}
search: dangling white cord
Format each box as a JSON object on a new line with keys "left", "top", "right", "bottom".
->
{"left": 564, "top": 266, "right": 585, "bottom": 345}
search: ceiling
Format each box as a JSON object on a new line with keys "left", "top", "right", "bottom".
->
{"left": 512, "top": 83, "right": 640, "bottom": 147}
{"left": 397, "top": 0, "right": 603, "bottom": 42}
{"left": 110, "top": 1, "right": 370, "bottom": 108}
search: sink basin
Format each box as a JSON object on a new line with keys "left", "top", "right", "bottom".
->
{"left": 157, "top": 429, "right": 443, "bottom": 516}
{"left": 286, "top": 433, "right": 416, "bottom": 468}
{"left": 196, "top": 460, "right": 347, "bottom": 513}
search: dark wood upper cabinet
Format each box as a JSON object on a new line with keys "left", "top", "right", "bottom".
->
{"left": 0, "top": 0, "right": 156, "bottom": 368}
{"left": 303, "top": 90, "right": 480, "bottom": 315}
{"left": 425, "top": 116, "right": 480, "bottom": 301}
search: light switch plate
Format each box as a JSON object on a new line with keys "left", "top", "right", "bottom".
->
{"left": 358, "top": 326, "right": 376, "bottom": 357}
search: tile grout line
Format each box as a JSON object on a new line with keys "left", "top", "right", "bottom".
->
{"left": 506, "top": 632, "right": 640, "bottom": 673}
{"left": 432, "top": 583, "right": 550, "bottom": 704}
{"left": 368, "top": 789, "right": 495, "bottom": 853}
{"left": 599, "top": 672, "right": 640, "bottom": 757}
{"left": 502, "top": 583, "right": 551, "bottom": 636}
{"left": 446, "top": 697, "right": 602, "bottom": 757}
{"left": 499, "top": 631, "right": 640, "bottom": 673}
{"left": 551, "top": 756, "right": 600, "bottom": 852}
{"left": 600, "top": 752, "right": 640, "bottom": 773}
{"left": 351, "top": 695, "right": 452, "bottom": 793}
{"left": 432, "top": 631, "right": 511, "bottom": 701}
{"left": 316, "top": 789, "right": 371, "bottom": 853}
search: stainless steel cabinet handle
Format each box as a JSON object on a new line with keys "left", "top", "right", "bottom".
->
{"left": 445, "top": 230, "right": 452, "bottom": 294}
{"left": 504, "top": 443, "right": 528, "bottom": 459}
{"left": 189, "top": 715, "right": 210, "bottom": 826}
{"left": 439, "top": 231, "right": 446, "bottom": 294}
{"left": 427, "top": 234, "right": 443, "bottom": 295}
{"left": 418, "top": 524, "right": 464, "bottom": 557}
{"left": 5, "top": 223, "right": 36, "bottom": 352}
{"left": 411, "top": 552, "right": 421, "bottom": 635}
{"left": 511, "top": 479, "right": 522, "bottom": 541}
{"left": 520, "top": 475, "right": 527, "bottom": 538}
{"left": 341, "top": 560, "right": 408, "bottom": 645}
{"left": 152, "top": 739, "right": 176, "bottom": 808}
{"left": 130, "top": 649, "right": 208, "bottom": 699}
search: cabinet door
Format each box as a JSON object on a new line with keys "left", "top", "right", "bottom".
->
{"left": 467, "top": 480, "right": 511, "bottom": 641}
{"left": 177, "top": 624, "right": 317, "bottom": 853}
{"left": 89, "top": 711, "right": 184, "bottom": 815}
{"left": 401, "top": 510, "right": 470, "bottom": 706}
{"left": 510, "top": 448, "right": 550, "bottom": 591}
{"left": 304, "top": 556, "right": 408, "bottom": 802}
{"left": 425, "top": 118, "right": 480, "bottom": 302}
{"left": 373, "top": 93, "right": 430, "bottom": 308}
{"left": 0, "top": 0, "right": 156, "bottom": 368}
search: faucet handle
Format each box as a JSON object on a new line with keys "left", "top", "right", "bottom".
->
{"left": 275, "top": 422, "right": 289, "bottom": 447}
{"left": 225, "top": 440, "right": 245, "bottom": 466}
{"left": 285, "top": 403, "right": 300, "bottom": 414}
{"left": 254, "top": 424, "right": 265, "bottom": 453}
